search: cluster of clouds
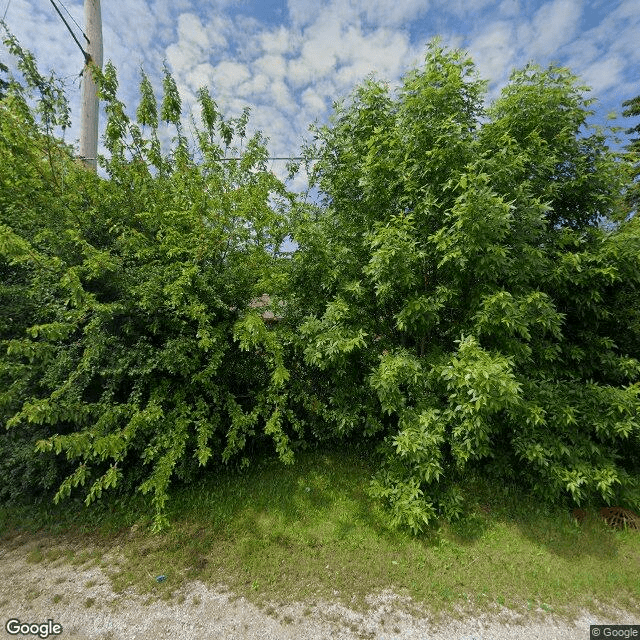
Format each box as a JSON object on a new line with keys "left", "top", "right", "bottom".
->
{"left": 2, "top": 0, "right": 638, "bottom": 190}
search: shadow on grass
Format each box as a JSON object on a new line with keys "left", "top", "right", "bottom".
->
{"left": 166, "top": 446, "right": 386, "bottom": 540}
{"left": 2, "top": 452, "right": 633, "bottom": 561}
{"left": 452, "top": 472, "right": 627, "bottom": 563}
{"left": 1, "top": 445, "right": 638, "bottom": 614}
{"left": 447, "top": 512, "right": 489, "bottom": 544}
{"left": 2, "top": 447, "right": 627, "bottom": 565}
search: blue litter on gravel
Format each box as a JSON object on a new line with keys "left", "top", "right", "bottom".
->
{"left": 156, "top": 575, "right": 166, "bottom": 582}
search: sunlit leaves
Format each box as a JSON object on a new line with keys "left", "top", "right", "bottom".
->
{"left": 1, "top": 37, "right": 296, "bottom": 529}
{"left": 2, "top": 32, "right": 639, "bottom": 536}
{"left": 160, "top": 63, "right": 181, "bottom": 126}
{"left": 368, "top": 349, "right": 423, "bottom": 415}
{"left": 293, "top": 38, "right": 640, "bottom": 531}
{"left": 364, "top": 212, "right": 423, "bottom": 301}
{"left": 136, "top": 70, "right": 158, "bottom": 129}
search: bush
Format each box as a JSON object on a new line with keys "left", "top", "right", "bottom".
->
{"left": 0, "top": 32, "right": 298, "bottom": 530}
{"left": 2, "top": 32, "right": 639, "bottom": 535}
{"left": 286, "top": 40, "right": 640, "bottom": 532}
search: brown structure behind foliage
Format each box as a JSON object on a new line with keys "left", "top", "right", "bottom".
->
{"left": 247, "top": 294, "right": 282, "bottom": 323}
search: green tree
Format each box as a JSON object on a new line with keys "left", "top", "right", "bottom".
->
{"left": 287, "top": 41, "right": 640, "bottom": 533}
{"left": 0, "top": 61, "right": 8, "bottom": 99}
{"left": 622, "top": 94, "right": 640, "bottom": 211}
{"left": 0, "top": 30, "right": 79, "bottom": 502}
{"left": 0, "top": 34, "right": 297, "bottom": 529}
{"left": 2, "top": 31, "right": 639, "bottom": 537}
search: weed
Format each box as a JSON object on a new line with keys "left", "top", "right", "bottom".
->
{"left": 26, "top": 549, "right": 43, "bottom": 564}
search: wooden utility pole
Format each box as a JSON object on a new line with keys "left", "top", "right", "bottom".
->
{"left": 79, "top": 0, "right": 103, "bottom": 171}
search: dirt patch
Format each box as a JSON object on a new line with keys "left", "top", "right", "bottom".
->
{"left": 1, "top": 533, "right": 637, "bottom": 639}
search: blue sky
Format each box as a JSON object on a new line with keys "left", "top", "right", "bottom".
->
{"left": 1, "top": 0, "right": 638, "bottom": 191}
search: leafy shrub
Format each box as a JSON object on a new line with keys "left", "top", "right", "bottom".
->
{"left": 2, "top": 32, "right": 639, "bottom": 535}
{"left": 0, "top": 32, "right": 297, "bottom": 529}
{"left": 287, "top": 40, "right": 640, "bottom": 532}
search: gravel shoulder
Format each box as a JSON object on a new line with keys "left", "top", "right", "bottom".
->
{"left": 1, "top": 534, "right": 638, "bottom": 640}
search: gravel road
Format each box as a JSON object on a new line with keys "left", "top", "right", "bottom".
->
{"left": 1, "top": 534, "right": 637, "bottom": 640}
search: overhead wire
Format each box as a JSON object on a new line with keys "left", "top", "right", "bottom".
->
{"left": 44, "top": 1, "right": 319, "bottom": 170}
{"left": 219, "top": 156, "right": 309, "bottom": 162}
{"left": 48, "top": 0, "right": 90, "bottom": 63}
{"left": 56, "top": 0, "right": 87, "bottom": 43}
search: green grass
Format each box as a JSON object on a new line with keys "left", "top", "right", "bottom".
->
{"left": 1, "top": 446, "right": 639, "bottom": 620}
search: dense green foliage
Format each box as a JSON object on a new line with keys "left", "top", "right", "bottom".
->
{"left": 0, "top": 61, "right": 8, "bottom": 99}
{"left": 622, "top": 93, "right": 640, "bottom": 211}
{"left": 285, "top": 43, "right": 640, "bottom": 532}
{"left": 1, "top": 33, "right": 639, "bottom": 534}
{"left": 1, "top": 33, "right": 297, "bottom": 529}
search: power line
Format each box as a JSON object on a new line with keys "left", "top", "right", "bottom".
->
{"left": 57, "top": 0, "right": 88, "bottom": 43}
{"left": 219, "top": 156, "right": 314, "bottom": 162}
{"left": 48, "top": 0, "right": 90, "bottom": 64}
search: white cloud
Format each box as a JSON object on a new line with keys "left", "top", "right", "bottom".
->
{"left": 164, "top": 11, "right": 228, "bottom": 75}
{"left": 361, "top": 0, "right": 430, "bottom": 26}
{"left": 468, "top": 21, "right": 516, "bottom": 86}
{"left": 580, "top": 56, "right": 625, "bottom": 95}
{"left": 177, "top": 12, "right": 210, "bottom": 50}
{"left": 103, "top": 0, "right": 157, "bottom": 51}
{"left": 517, "top": 0, "right": 583, "bottom": 59}
{"left": 552, "top": 0, "right": 638, "bottom": 103}
{"left": 286, "top": 0, "right": 325, "bottom": 28}
{"left": 301, "top": 87, "right": 326, "bottom": 113}
{"left": 4, "top": 0, "right": 83, "bottom": 75}
{"left": 582, "top": 0, "right": 640, "bottom": 66}
{"left": 338, "top": 26, "right": 410, "bottom": 80}
{"left": 287, "top": 11, "right": 341, "bottom": 86}
{"left": 431, "top": 0, "right": 497, "bottom": 18}
{"left": 286, "top": 2, "right": 413, "bottom": 92}
{"left": 270, "top": 79, "right": 294, "bottom": 110}
{"left": 184, "top": 62, "right": 216, "bottom": 92}
{"left": 254, "top": 54, "right": 288, "bottom": 79}
{"left": 259, "top": 25, "right": 297, "bottom": 54}
{"left": 213, "top": 61, "right": 251, "bottom": 89}
{"left": 497, "top": 0, "right": 523, "bottom": 18}
{"left": 238, "top": 73, "right": 271, "bottom": 97}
